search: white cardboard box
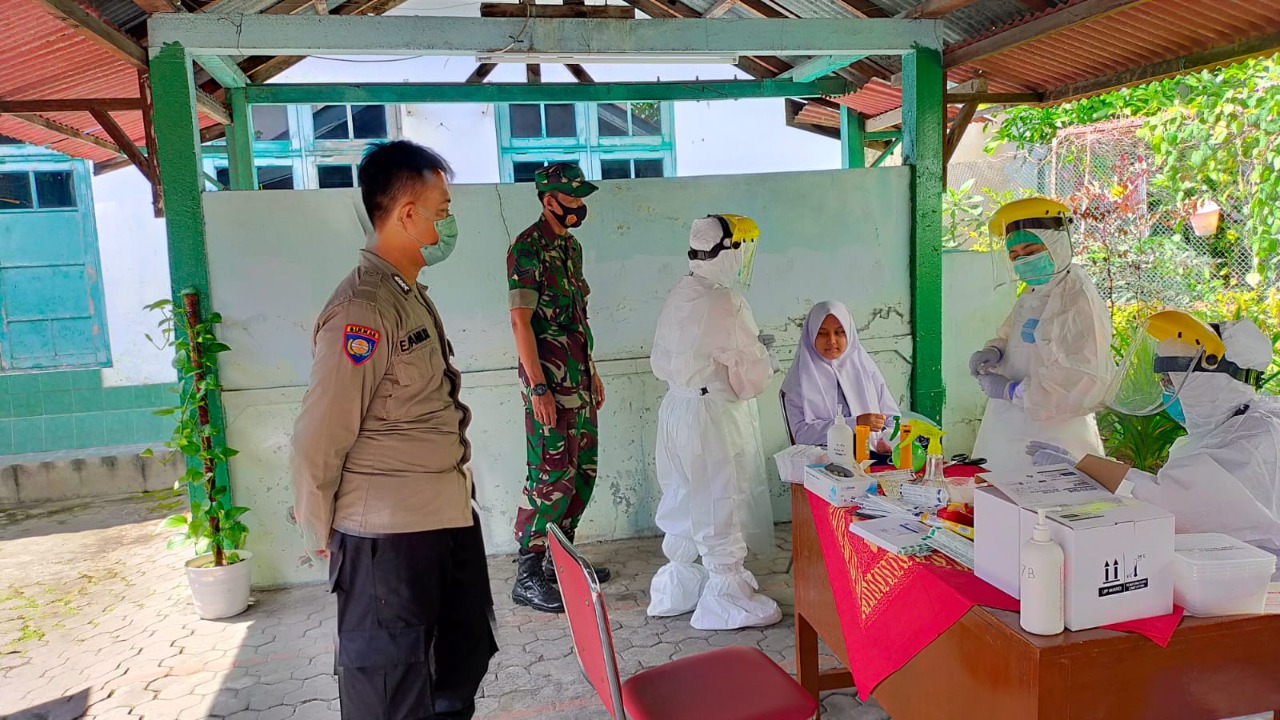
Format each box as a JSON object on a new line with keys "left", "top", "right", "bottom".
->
{"left": 975, "top": 467, "right": 1175, "bottom": 631}
{"left": 804, "top": 464, "right": 873, "bottom": 507}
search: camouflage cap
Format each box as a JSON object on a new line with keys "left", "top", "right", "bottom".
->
{"left": 534, "top": 163, "right": 598, "bottom": 198}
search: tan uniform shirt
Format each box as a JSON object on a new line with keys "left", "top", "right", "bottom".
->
{"left": 291, "top": 250, "right": 473, "bottom": 548}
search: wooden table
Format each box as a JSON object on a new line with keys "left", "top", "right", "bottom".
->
{"left": 791, "top": 485, "right": 1280, "bottom": 720}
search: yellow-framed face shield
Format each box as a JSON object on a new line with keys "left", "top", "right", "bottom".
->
{"left": 688, "top": 213, "right": 760, "bottom": 288}
{"left": 989, "top": 197, "right": 1074, "bottom": 288}
{"left": 1107, "top": 310, "right": 1224, "bottom": 416}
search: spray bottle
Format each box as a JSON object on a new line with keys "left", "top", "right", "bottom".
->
{"left": 908, "top": 422, "right": 946, "bottom": 482}
{"left": 1020, "top": 509, "right": 1065, "bottom": 636}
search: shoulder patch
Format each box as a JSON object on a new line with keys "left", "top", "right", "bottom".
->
{"left": 343, "top": 324, "right": 380, "bottom": 366}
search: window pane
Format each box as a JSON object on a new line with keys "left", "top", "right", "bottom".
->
{"left": 600, "top": 160, "right": 632, "bottom": 180}
{"left": 597, "top": 103, "right": 629, "bottom": 137}
{"left": 0, "top": 172, "right": 34, "bottom": 209}
{"left": 215, "top": 168, "right": 231, "bottom": 189}
{"left": 252, "top": 106, "right": 291, "bottom": 142}
{"left": 634, "top": 159, "right": 665, "bottom": 178}
{"left": 318, "top": 165, "right": 356, "bottom": 189}
{"left": 544, "top": 104, "right": 577, "bottom": 138}
{"left": 34, "top": 171, "right": 76, "bottom": 208}
{"left": 350, "top": 105, "right": 388, "bottom": 140}
{"left": 257, "top": 166, "right": 295, "bottom": 190}
{"left": 510, "top": 105, "right": 543, "bottom": 139}
{"left": 313, "top": 105, "right": 352, "bottom": 140}
{"left": 631, "top": 102, "right": 662, "bottom": 136}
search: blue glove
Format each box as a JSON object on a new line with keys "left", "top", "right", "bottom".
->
{"left": 968, "top": 347, "right": 1003, "bottom": 377}
{"left": 1025, "top": 440, "right": 1079, "bottom": 468}
{"left": 977, "top": 373, "right": 1018, "bottom": 400}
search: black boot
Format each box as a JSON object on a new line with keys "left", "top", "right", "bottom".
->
{"left": 512, "top": 550, "right": 564, "bottom": 613}
{"left": 545, "top": 530, "right": 612, "bottom": 584}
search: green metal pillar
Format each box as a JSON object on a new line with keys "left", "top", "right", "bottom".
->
{"left": 226, "top": 87, "right": 256, "bottom": 191}
{"left": 840, "top": 107, "right": 865, "bottom": 169}
{"left": 901, "top": 47, "right": 946, "bottom": 424}
{"left": 150, "top": 42, "right": 234, "bottom": 505}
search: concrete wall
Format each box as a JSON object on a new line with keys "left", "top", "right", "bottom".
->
{"left": 200, "top": 168, "right": 1013, "bottom": 587}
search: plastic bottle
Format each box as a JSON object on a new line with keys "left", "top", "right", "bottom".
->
{"left": 896, "top": 423, "right": 914, "bottom": 471}
{"left": 827, "top": 415, "right": 855, "bottom": 468}
{"left": 854, "top": 424, "right": 870, "bottom": 464}
{"left": 1020, "top": 509, "right": 1065, "bottom": 635}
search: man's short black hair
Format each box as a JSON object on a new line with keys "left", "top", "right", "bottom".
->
{"left": 358, "top": 140, "right": 454, "bottom": 227}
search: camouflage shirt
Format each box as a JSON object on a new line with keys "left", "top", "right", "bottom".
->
{"left": 508, "top": 217, "right": 595, "bottom": 409}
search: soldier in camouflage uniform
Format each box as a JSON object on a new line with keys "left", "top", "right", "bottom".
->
{"left": 507, "top": 163, "right": 611, "bottom": 613}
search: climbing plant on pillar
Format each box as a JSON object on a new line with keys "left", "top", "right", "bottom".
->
{"left": 143, "top": 290, "right": 253, "bottom": 619}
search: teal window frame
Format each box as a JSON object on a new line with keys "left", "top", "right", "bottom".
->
{"left": 201, "top": 104, "right": 401, "bottom": 190}
{"left": 0, "top": 145, "right": 111, "bottom": 372}
{"left": 496, "top": 101, "right": 676, "bottom": 183}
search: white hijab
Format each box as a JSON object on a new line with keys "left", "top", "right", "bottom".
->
{"left": 781, "top": 301, "right": 900, "bottom": 425}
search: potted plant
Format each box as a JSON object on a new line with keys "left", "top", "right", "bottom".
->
{"left": 143, "top": 290, "right": 252, "bottom": 620}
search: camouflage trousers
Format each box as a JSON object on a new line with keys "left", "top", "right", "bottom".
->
{"left": 513, "top": 401, "right": 599, "bottom": 552}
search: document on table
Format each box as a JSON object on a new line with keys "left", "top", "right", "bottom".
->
{"left": 850, "top": 517, "right": 933, "bottom": 556}
{"left": 982, "top": 465, "right": 1114, "bottom": 510}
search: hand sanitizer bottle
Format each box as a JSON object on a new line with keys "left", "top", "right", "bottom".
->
{"left": 1020, "top": 509, "right": 1065, "bottom": 635}
{"left": 827, "top": 415, "right": 854, "bottom": 468}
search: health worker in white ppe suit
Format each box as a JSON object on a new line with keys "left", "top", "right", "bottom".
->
{"left": 647, "top": 214, "right": 782, "bottom": 631}
{"left": 969, "top": 198, "right": 1113, "bottom": 471}
{"left": 1028, "top": 311, "right": 1280, "bottom": 556}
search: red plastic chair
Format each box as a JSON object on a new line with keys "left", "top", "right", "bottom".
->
{"left": 547, "top": 525, "right": 818, "bottom": 720}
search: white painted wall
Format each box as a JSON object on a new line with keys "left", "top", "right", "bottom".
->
{"left": 90, "top": 168, "right": 177, "bottom": 387}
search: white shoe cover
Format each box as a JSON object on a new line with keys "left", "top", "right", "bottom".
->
{"left": 690, "top": 566, "right": 782, "bottom": 630}
{"left": 647, "top": 561, "right": 708, "bottom": 617}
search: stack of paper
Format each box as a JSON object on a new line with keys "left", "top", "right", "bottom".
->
{"left": 849, "top": 517, "right": 933, "bottom": 557}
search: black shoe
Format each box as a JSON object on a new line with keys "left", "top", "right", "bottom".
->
{"left": 512, "top": 550, "right": 564, "bottom": 613}
{"left": 546, "top": 530, "right": 611, "bottom": 584}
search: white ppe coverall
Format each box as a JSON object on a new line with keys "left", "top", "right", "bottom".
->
{"left": 973, "top": 229, "right": 1113, "bottom": 471}
{"left": 1123, "top": 320, "right": 1280, "bottom": 557}
{"left": 647, "top": 218, "right": 781, "bottom": 630}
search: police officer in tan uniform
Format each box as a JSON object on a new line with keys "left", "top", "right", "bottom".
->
{"left": 291, "top": 141, "right": 496, "bottom": 720}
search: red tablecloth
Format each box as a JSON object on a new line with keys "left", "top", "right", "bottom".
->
{"left": 806, "top": 470, "right": 1185, "bottom": 701}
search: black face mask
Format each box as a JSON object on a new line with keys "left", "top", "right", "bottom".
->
{"left": 550, "top": 200, "right": 588, "bottom": 229}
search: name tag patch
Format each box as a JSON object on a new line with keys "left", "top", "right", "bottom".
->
{"left": 344, "top": 324, "right": 380, "bottom": 366}
{"left": 400, "top": 326, "right": 431, "bottom": 353}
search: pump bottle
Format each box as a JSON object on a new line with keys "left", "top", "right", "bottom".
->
{"left": 1019, "top": 509, "right": 1065, "bottom": 635}
{"left": 827, "top": 415, "right": 854, "bottom": 468}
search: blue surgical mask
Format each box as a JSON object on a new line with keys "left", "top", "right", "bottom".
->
{"left": 1012, "top": 251, "right": 1056, "bottom": 286}
{"left": 419, "top": 214, "right": 458, "bottom": 267}
{"left": 1162, "top": 391, "right": 1187, "bottom": 426}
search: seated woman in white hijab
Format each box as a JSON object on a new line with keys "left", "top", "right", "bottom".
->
{"left": 782, "top": 301, "right": 900, "bottom": 454}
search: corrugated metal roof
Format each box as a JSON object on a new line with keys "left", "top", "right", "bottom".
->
{"left": 0, "top": 0, "right": 221, "bottom": 164}
{"left": 947, "top": 0, "right": 1280, "bottom": 97}
{"left": 86, "top": 0, "right": 150, "bottom": 34}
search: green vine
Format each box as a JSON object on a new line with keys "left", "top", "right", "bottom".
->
{"left": 988, "top": 53, "right": 1280, "bottom": 283}
{"left": 142, "top": 291, "right": 248, "bottom": 567}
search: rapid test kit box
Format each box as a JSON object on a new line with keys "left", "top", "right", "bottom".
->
{"left": 974, "top": 465, "right": 1174, "bottom": 631}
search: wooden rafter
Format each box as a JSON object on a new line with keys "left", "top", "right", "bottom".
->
{"left": 138, "top": 70, "right": 164, "bottom": 217}
{"left": 131, "top": 0, "right": 180, "bottom": 11}
{"left": 947, "top": 92, "right": 1042, "bottom": 104}
{"left": 867, "top": 107, "right": 901, "bottom": 132}
{"left": 480, "top": 2, "right": 634, "bottom": 18}
{"left": 943, "top": 101, "right": 978, "bottom": 164}
{"left": 566, "top": 64, "right": 595, "bottom": 83}
{"left": 944, "top": 0, "right": 1156, "bottom": 68}
{"left": 526, "top": 64, "right": 542, "bottom": 85}
{"left": 702, "top": 0, "right": 739, "bottom": 18}
{"left": 898, "top": 0, "right": 980, "bottom": 19}
{"left": 89, "top": 109, "right": 155, "bottom": 184}
{"left": 9, "top": 113, "right": 121, "bottom": 154}
{"left": 0, "top": 99, "right": 144, "bottom": 113}
{"left": 466, "top": 63, "right": 498, "bottom": 83}
{"left": 31, "top": 0, "right": 231, "bottom": 124}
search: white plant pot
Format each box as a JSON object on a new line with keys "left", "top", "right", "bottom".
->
{"left": 185, "top": 550, "right": 253, "bottom": 620}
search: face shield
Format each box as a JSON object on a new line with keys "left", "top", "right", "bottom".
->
{"left": 988, "top": 199, "right": 1074, "bottom": 290}
{"left": 1106, "top": 311, "right": 1226, "bottom": 416}
{"left": 688, "top": 214, "right": 760, "bottom": 289}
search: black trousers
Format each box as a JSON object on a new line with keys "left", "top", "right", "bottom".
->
{"left": 329, "top": 515, "right": 498, "bottom": 720}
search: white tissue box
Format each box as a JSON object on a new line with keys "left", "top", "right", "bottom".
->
{"left": 804, "top": 464, "right": 873, "bottom": 507}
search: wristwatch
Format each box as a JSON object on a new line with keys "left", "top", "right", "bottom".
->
{"left": 530, "top": 383, "right": 549, "bottom": 397}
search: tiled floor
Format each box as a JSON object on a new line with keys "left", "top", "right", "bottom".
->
{"left": 0, "top": 492, "right": 888, "bottom": 719}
